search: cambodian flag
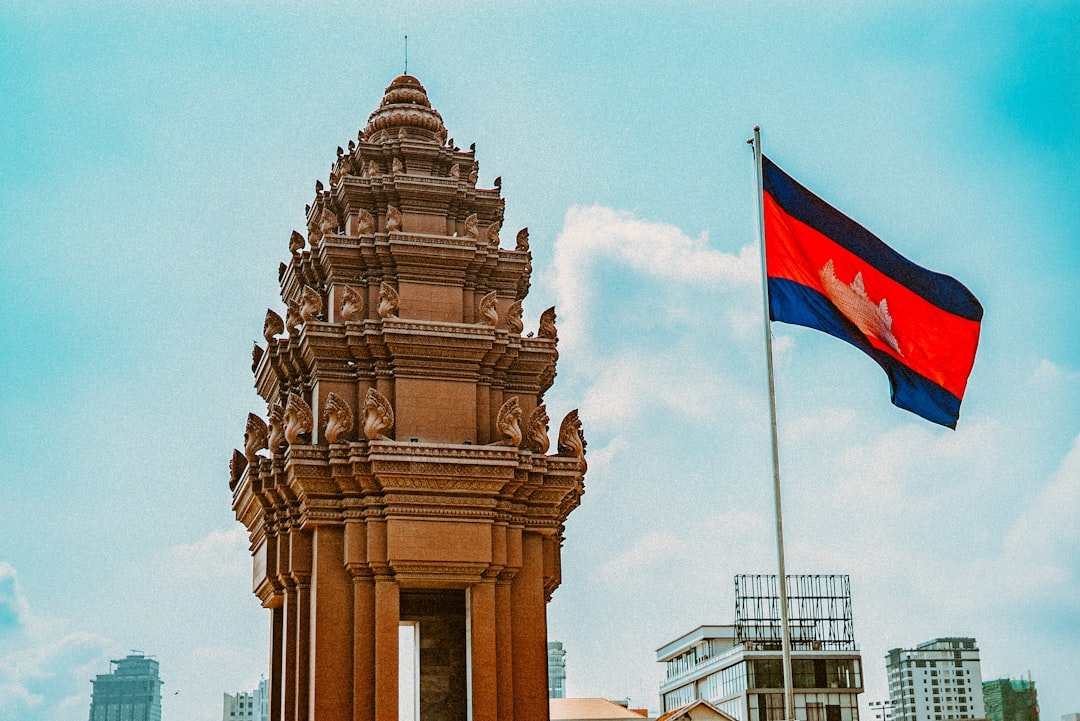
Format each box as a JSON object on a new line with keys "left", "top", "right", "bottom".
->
{"left": 762, "top": 155, "right": 983, "bottom": 428}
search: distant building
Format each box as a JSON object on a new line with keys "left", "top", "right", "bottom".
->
{"left": 657, "top": 575, "right": 864, "bottom": 721}
{"left": 1061, "top": 714, "right": 1079, "bottom": 721}
{"left": 88, "top": 652, "right": 164, "bottom": 721}
{"left": 550, "top": 697, "right": 652, "bottom": 720}
{"left": 223, "top": 677, "right": 269, "bottom": 721}
{"left": 885, "top": 637, "right": 985, "bottom": 721}
{"left": 550, "top": 641, "right": 568, "bottom": 698}
{"left": 982, "top": 678, "right": 1037, "bottom": 721}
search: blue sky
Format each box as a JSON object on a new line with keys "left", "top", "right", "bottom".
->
{"left": 1, "top": 2, "right": 1077, "bottom": 720}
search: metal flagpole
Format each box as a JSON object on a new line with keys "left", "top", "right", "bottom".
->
{"left": 749, "top": 126, "right": 795, "bottom": 721}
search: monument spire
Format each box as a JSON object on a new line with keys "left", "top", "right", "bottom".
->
{"left": 231, "top": 74, "right": 586, "bottom": 721}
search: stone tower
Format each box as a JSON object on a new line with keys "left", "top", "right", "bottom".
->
{"left": 230, "top": 75, "right": 586, "bottom": 721}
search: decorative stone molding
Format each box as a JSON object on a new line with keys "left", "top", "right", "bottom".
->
{"left": 516, "top": 227, "right": 529, "bottom": 252}
{"left": 229, "top": 448, "right": 246, "bottom": 490}
{"left": 507, "top": 300, "right": 524, "bottom": 334}
{"left": 392, "top": 157, "right": 403, "bottom": 174}
{"left": 252, "top": 342, "right": 263, "bottom": 373}
{"left": 538, "top": 306, "right": 557, "bottom": 340}
{"left": 357, "top": 209, "right": 374, "bottom": 236}
{"left": 478, "top": 291, "right": 498, "bottom": 327}
{"left": 378, "top": 283, "right": 399, "bottom": 319}
{"left": 385, "top": 205, "right": 402, "bottom": 232}
{"left": 495, "top": 396, "right": 523, "bottom": 447}
{"left": 487, "top": 221, "right": 501, "bottom": 245}
{"left": 309, "top": 206, "right": 337, "bottom": 246}
{"left": 341, "top": 286, "right": 364, "bottom": 321}
{"left": 526, "top": 404, "right": 550, "bottom": 454}
{"left": 267, "top": 403, "right": 286, "bottom": 454}
{"left": 464, "top": 213, "right": 478, "bottom": 239}
{"left": 284, "top": 393, "right": 313, "bottom": 444}
{"left": 263, "top": 309, "right": 284, "bottom": 342}
{"left": 362, "top": 387, "right": 394, "bottom": 440}
{"left": 557, "top": 409, "right": 586, "bottom": 470}
{"left": 285, "top": 301, "right": 302, "bottom": 336}
{"left": 323, "top": 391, "right": 354, "bottom": 444}
{"left": 300, "top": 286, "right": 323, "bottom": 323}
{"left": 450, "top": 164, "right": 460, "bottom": 179}
{"left": 289, "top": 230, "right": 305, "bottom": 254}
{"left": 244, "top": 412, "right": 269, "bottom": 461}
{"left": 468, "top": 166, "right": 478, "bottom": 184}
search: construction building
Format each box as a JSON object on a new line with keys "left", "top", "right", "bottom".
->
{"left": 885, "top": 637, "right": 985, "bottom": 721}
{"left": 982, "top": 678, "right": 1037, "bottom": 721}
{"left": 657, "top": 575, "right": 864, "bottom": 721}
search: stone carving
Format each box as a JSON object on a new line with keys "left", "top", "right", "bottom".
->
{"left": 392, "top": 157, "right": 403, "bottom": 174}
{"left": 284, "top": 393, "right": 313, "bottom": 444}
{"left": 538, "top": 306, "right": 557, "bottom": 340}
{"left": 267, "top": 403, "right": 285, "bottom": 454}
{"left": 386, "top": 205, "right": 402, "bottom": 232}
{"left": 368, "top": 160, "right": 379, "bottom": 177}
{"left": 487, "top": 222, "right": 501, "bottom": 245}
{"left": 468, "top": 166, "right": 478, "bottom": 184}
{"left": 362, "top": 387, "right": 394, "bottom": 440}
{"left": 357, "top": 209, "right": 374, "bottom": 236}
{"left": 494, "top": 176, "right": 501, "bottom": 188}
{"left": 398, "top": 128, "right": 407, "bottom": 140}
{"left": 278, "top": 262, "right": 287, "bottom": 282}
{"left": 289, "top": 230, "right": 305, "bottom": 254}
{"left": 378, "top": 282, "right": 399, "bottom": 319}
{"left": 263, "top": 309, "right": 284, "bottom": 342}
{"left": 318, "top": 206, "right": 337, "bottom": 236}
{"left": 495, "top": 396, "right": 523, "bottom": 447}
{"left": 323, "top": 391, "right": 354, "bottom": 444}
{"left": 557, "top": 409, "right": 586, "bottom": 469}
{"left": 229, "top": 448, "right": 247, "bottom": 490}
{"left": 516, "top": 227, "right": 530, "bottom": 252}
{"left": 506, "top": 300, "right": 524, "bottom": 334}
{"left": 478, "top": 290, "right": 498, "bottom": 326}
{"left": 285, "top": 301, "right": 302, "bottom": 336}
{"left": 464, "top": 213, "right": 478, "bottom": 239}
{"left": 315, "top": 179, "right": 324, "bottom": 193}
{"left": 449, "top": 164, "right": 460, "bottom": 179}
{"left": 526, "top": 404, "right": 550, "bottom": 454}
{"left": 244, "top": 412, "right": 268, "bottom": 461}
{"left": 341, "top": 285, "right": 364, "bottom": 321}
{"left": 300, "top": 286, "right": 322, "bottom": 323}
{"left": 348, "top": 139, "right": 355, "bottom": 152}
{"left": 251, "top": 342, "right": 263, "bottom": 373}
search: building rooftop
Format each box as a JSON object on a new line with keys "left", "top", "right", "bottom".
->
{"left": 550, "top": 698, "right": 650, "bottom": 720}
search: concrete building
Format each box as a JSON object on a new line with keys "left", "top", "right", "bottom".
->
{"left": 550, "top": 641, "right": 568, "bottom": 698}
{"left": 230, "top": 73, "right": 587, "bottom": 721}
{"left": 224, "top": 677, "right": 269, "bottom": 721}
{"left": 88, "top": 652, "right": 164, "bottom": 721}
{"left": 885, "top": 638, "right": 985, "bottom": 721}
{"left": 982, "top": 678, "right": 1037, "bottom": 721}
{"left": 657, "top": 575, "right": 864, "bottom": 721}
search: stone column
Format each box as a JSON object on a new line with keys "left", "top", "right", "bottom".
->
{"left": 309, "top": 526, "right": 353, "bottom": 719}
{"left": 352, "top": 575, "right": 375, "bottom": 721}
{"left": 470, "top": 580, "right": 498, "bottom": 721}
{"left": 512, "top": 532, "right": 548, "bottom": 721}
{"left": 495, "top": 577, "right": 515, "bottom": 721}
{"left": 270, "top": 605, "right": 283, "bottom": 721}
{"left": 374, "top": 577, "right": 399, "bottom": 721}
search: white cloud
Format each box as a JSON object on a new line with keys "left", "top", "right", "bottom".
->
{"left": 549, "top": 205, "right": 758, "bottom": 349}
{"left": 162, "top": 526, "right": 250, "bottom": 582}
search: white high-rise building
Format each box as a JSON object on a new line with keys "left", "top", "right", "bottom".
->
{"left": 223, "top": 677, "right": 268, "bottom": 721}
{"left": 885, "top": 638, "right": 985, "bottom": 721}
{"left": 548, "top": 641, "right": 567, "bottom": 699}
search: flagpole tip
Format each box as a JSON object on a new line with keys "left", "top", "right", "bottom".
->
{"left": 754, "top": 125, "right": 760, "bottom": 132}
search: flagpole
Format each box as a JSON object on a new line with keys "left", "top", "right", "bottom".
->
{"left": 750, "top": 126, "right": 795, "bottom": 721}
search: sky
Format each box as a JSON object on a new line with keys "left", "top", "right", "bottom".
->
{"left": 1, "top": 2, "right": 1078, "bottom": 720}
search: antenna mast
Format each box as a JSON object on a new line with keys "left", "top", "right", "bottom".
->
{"left": 404, "top": 34, "right": 409, "bottom": 74}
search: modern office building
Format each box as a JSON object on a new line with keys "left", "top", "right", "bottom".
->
{"left": 885, "top": 637, "right": 985, "bottom": 721}
{"left": 88, "top": 652, "right": 164, "bottom": 721}
{"left": 223, "top": 677, "right": 269, "bottom": 721}
{"left": 657, "top": 575, "right": 864, "bottom": 721}
{"left": 549, "top": 641, "right": 568, "bottom": 698}
{"left": 982, "top": 678, "right": 1037, "bottom": 721}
